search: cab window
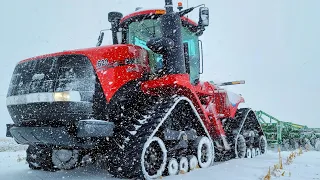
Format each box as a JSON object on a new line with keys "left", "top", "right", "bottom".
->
{"left": 182, "top": 27, "right": 200, "bottom": 84}
{"left": 126, "top": 18, "right": 201, "bottom": 83}
{"left": 127, "top": 19, "right": 163, "bottom": 74}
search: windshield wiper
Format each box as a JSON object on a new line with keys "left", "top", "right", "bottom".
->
{"left": 140, "top": 22, "right": 156, "bottom": 37}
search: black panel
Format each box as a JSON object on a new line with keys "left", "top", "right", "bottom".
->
{"left": 6, "top": 55, "right": 98, "bottom": 126}
{"left": 9, "top": 126, "right": 111, "bottom": 148}
{"left": 160, "top": 12, "right": 186, "bottom": 74}
{"left": 7, "top": 102, "right": 93, "bottom": 126}
{"left": 7, "top": 55, "right": 95, "bottom": 96}
{"left": 184, "top": 42, "right": 190, "bottom": 74}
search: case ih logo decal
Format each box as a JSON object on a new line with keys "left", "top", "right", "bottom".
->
{"left": 96, "top": 59, "right": 109, "bottom": 72}
{"left": 97, "top": 59, "right": 109, "bottom": 68}
{"left": 96, "top": 58, "right": 138, "bottom": 72}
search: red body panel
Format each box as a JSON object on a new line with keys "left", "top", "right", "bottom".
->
{"left": 19, "top": 44, "right": 149, "bottom": 102}
{"left": 90, "top": 45, "right": 149, "bottom": 102}
{"left": 194, "top": 81, "right": 244, "bottom": 118}
{"left": 141, "top": 74, "right": 244, "bottom": 138}
{"left": 17, "top": 9, "right": 244, "bottom": 141}
{"left": 141, "top": 74, "right": 218, "bottom": 136}
{"left": 18, "top": 46, "right": 243, "bottom": 140}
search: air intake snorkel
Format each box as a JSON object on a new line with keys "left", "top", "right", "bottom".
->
{"left": 147, "top": 0, "right": 186, "bottom": 75}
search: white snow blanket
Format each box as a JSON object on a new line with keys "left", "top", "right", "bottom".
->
{"left": 0, "top": 138, "right": 320, "bottom": 180}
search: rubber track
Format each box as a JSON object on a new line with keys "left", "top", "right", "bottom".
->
{"left": 26, "top": 145, "right": 56, "bottom": 171}
{"left": 235, "top": 108, "right": 264, "bottom": 150}
{"left": 109, "top": 95, "right": 214, "bottom": 179}
{"left": 109, "top": 96, "right": 178, "bottom": 178}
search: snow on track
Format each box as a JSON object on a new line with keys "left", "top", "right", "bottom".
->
{"left": 0, "top": 138, "right": 319, "bottom": 180}
{"left": 165, "top": 150, "right": 320, "bottom": 180}
{"left": 0, "top": 150, "right": 118, "bottom": 180}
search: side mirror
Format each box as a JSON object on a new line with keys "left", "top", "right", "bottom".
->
{"left": 108, "top": 12, "right": 123, "bottom": 22}
{"left": 108, "top": 11, "right": 123, "bottom": 44}
{"left": 96, "top": 32, "right": 104, "bottom": 47}
{"left": 199, "top": 7, "right": 209, "bottom": 27}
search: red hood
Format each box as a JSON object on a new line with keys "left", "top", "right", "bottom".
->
{"left": 19, "top": 44, "right": 144, "bottom": 64}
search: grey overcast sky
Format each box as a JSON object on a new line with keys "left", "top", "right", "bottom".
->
{"left": 0, "top": 0, "right": 319, "bottom": 136}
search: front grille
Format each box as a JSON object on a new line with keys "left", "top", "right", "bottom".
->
{"left": 7, "top": 54, "right": 98, "bottom": 126}
{"left": 8, "top": 55, "right": 95, "bottom": 96}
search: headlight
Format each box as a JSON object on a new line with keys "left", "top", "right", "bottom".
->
{"left": 6, "top": 91, "right": 82, "bottom": 105}
{"left": 53, "top": 91, "right": 81, "bottom": 102}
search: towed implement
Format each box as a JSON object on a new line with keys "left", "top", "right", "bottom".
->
{"left": 6, "top": 1, "right": 267, "bottom": 179}
{"left": 255, "top": 110, "right": 320, "bottom": 151}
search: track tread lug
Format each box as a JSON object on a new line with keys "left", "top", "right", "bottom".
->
{"left": 107, "top": 97, "right": 176, "bottom": 178}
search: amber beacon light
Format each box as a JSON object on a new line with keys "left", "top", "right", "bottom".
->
{"left": 177, "top": 2, "right": 183, "bottom": 11}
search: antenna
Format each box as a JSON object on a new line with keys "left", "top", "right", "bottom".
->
{"left": 187, "top": 0, "right": 189, "bottom": 18}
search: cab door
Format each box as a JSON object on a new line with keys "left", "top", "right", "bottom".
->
{"left": 181, "top": 27, "right": 201, "bottom": 85}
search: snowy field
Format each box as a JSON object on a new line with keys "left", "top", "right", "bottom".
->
{"left": 0, "top": 138, "right": 319, "bottom": 180}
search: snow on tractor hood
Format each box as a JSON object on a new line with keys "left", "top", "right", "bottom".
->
{"left": 226, "top": 91, "right": 245, "bottom": 107}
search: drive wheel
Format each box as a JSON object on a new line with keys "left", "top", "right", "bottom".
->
{"left": 26, "top": 145, "right": 56, "bottom": 171}
{"left": 304, "top": 138, "right": 312, "bottom": 150}
{"left": 195, "top": 136, "right": 214, "bottom": 168}
{"left": 294, "top": 141, "right": 299, "bottom": 149}
{"left": 52, "top": 149, "right": 80, "bottom": 170}
{"left": 167, "top": 158, "right": 179, "bottom": 176}
{"left": 259, "top": 135, "right": 267, "bottom": 154}
{"left": 26, "top": 145, "right": 41, "bottom": 170}
{"left": 235, "top": 134, "right": 246, "bottom": 158}
{"left": 282, "top": 139, "right": 290, "bottom": 151}
{"left": 179, "top": 157, "right": 189, "bottom": 173}
{"left": 141, "top": 136, "right": 167, "bottom": 179}
{"left": 251, "top": 148, "right": 256, "bottom": 158}
{"left": 256, "top": 148, "right": 261, "bottom": 156}
{"left": 246, "top": 148, "right": 252, "bottom": 158}
{"left": 314, "top": 138, "right": 320, "bottom": 151}
{"left": 188, "top": 155, "right": 198, "bottom": 171}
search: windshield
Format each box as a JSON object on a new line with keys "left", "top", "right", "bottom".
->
{"left": 127, "top": 19, "right": 163, "bottom": 73}
{"left": 127, "top": 18, "right": 200, "bottom": 83}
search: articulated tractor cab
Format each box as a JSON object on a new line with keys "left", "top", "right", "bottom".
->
{"left": 5, "top": 0, "right": 267, "bottom": 179}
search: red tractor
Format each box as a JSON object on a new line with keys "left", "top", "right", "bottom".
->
{"left": 6, "top": 0, "right": 267, "bottom": 179}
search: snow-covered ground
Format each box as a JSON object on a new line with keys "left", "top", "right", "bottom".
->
{"left": 0, "top": 138, "right": 319, "bottom": 180}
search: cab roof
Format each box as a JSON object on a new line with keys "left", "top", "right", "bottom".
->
{"left": 119, "top": 9, "right": 198, "bottom": 32}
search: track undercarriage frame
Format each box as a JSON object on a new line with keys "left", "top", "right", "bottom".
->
{"left": 21, "top": 89, "right": 267, "bottom": 179}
